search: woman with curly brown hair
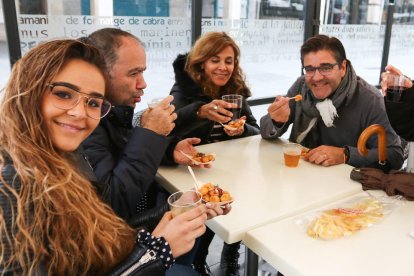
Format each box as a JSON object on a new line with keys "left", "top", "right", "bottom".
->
{"left": 0, "top": 39, "right": 207, "bottom": 275}
{"left": 170, "top": 32, "right": 260, "bottom": 275}
{"left": 170, "top": 32, "right": 259, "bottom": 145}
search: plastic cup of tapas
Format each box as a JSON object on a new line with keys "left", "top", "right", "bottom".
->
{"left": 147, "top": 97, "right": 165, "bottom": 109}
{"left": 283, "top": 143, "right": 302, "bottom": 168}
{"left": 167, "top": 190, "right": 202, "bottom": 217}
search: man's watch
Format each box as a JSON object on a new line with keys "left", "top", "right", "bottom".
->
{"left": 343, "top": 146, "right": 350, "bottom": 163}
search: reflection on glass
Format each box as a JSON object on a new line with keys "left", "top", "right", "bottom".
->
{"left": 388, "top": 0, "right": 414, "bottom": 76}
{"left": 14, "top": 0, "right": 192, "bottom": 106}
{"left": 201, "top": 1, "right": 305, "bottom": 100}
{"left": 12, "top": 0, "right": 413, "bottom": 109}
{"left": 320, "top": 0, "right": 414, "bottom": 84}
{"left": 319, "top": 0, "right": 386, "bottom": 85}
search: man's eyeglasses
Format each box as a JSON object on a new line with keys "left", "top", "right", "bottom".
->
{"left": 47, "top": 82, "right": 112, "bottom": 119}
{"left": 302, "top": 63, "right": 339, "bottom": 77}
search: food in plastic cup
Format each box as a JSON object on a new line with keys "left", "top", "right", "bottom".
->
{"left": 283, "top": 143, "right": 302, "bottom": 167}
{"left": 147, "top": 97, "right": 165, "bottom": 109}
{"left": 167, "top": 190, "right": 202, "bottom": 217}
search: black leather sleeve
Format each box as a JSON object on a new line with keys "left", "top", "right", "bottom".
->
{"left": 127, "top": 202, "right": 170, "bottom": 231}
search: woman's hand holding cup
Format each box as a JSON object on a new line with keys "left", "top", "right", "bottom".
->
{"left": 152, "top": 204, "right": 207, "bottom": 258}
{"left": 197, "top": 100, "right": 236, "bottom": 123}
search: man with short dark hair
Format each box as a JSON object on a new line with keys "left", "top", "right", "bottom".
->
{"left": 261, "top": 34, "right": 403, "bottom": 170}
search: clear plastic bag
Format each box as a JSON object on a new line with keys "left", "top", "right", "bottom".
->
{"left": 296, "top": 194, "right": 404, "bottom": 240}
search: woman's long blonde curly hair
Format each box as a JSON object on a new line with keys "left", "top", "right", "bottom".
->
{"left": 185, "top": 31, "right": 250, "bottom": 99}
{"left": 0, "top": 40, "right": 135, "bottom": 275}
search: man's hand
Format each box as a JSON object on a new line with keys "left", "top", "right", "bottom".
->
{"left": 141, "top": 95, "right": 177, "bottom": 136}
{"left": 380, "top": 65, "right": 412, "bottom": 96}
{"left": 268, "top": 96, "right": 290, "bottom": 123}
{"left": 173, "top": 138, "right": 212, "bottom": 168}
{"left": 304, "top": 145, "right": 345, "bottom": 167}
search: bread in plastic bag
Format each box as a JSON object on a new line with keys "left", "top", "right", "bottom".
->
{"left": 296, "top": 194, "right": 403, "bottom": 240}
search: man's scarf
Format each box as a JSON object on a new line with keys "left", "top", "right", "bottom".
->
{"left": 290, "top": 61, "right": 358, "bottom": 148}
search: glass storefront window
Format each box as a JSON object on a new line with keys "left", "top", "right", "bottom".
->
{"left": 13, "top": 0, "right": 192, "bottom": 106}
{"left": 320, "top": 0, "right": 385, "bottom": 85}
{"left": 0, "top": 1, "right": 11, "bottom": 90}
{"left": 4, "top": 0, "right": 412, "bottom": 100}
{"left": 393, "top": 0, "right": 414, "bottom": 24}
{"left": 388, "top": 0, "right": 414, "bottom": 76}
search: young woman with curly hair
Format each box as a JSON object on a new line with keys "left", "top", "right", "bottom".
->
{"left": 0, "top": 39, "right": 207, "bottom": 275}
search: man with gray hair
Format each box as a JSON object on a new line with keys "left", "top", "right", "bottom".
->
{"left": 81, "top": 28, "right": 213, "bottom": 222}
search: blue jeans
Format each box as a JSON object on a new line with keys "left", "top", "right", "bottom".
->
{"left": 166, "top": 264, "right": 198, "bottom": 276}
{"left": 165, "top": 237, "right": 200, "bottom": 275}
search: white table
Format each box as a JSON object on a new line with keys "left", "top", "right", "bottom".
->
{"left": 157, "top": 135, "right": 363, "bottom": 275}
{"left": 158, "top": 135, "right": 362, "bottom": 244}
{"left": 243, "top": 190, "right": 414, "bottom": 276}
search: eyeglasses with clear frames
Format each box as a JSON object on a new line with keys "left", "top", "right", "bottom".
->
{"left": 47, "top": 82, "right": 112, "bottom": 119}
{"left": 302, "top": 62, "right": 339, "bottom": 77}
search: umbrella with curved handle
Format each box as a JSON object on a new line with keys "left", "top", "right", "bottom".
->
{"left": 357, "top": 124, "right": 387, "bottom": 167}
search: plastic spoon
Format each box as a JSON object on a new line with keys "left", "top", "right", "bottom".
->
{"left": 187, "top": 166, "right": 200, "bottom": 190}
